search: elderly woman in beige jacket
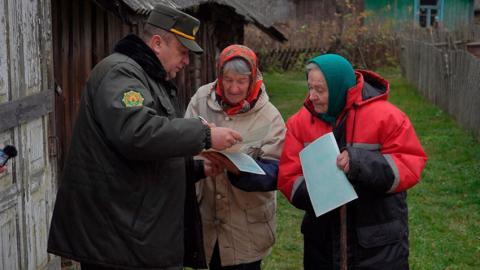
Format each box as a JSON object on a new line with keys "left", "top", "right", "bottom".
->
{"left": 185, "top": 45, "right": 285, "bottom": 270}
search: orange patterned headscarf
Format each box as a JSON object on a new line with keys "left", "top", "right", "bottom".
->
{"left": 215, "top": 45, "right": 263, "bottom": 115}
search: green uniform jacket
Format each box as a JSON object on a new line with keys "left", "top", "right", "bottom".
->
{"left": 48, "top": 34, "right": 208, "bottom": 269}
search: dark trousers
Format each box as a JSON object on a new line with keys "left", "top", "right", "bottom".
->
{"left": 303, "top": 236, "right": 332, "bottom": 270}
{"left": 209, "top": 242, "right": 262, "bottom": 270}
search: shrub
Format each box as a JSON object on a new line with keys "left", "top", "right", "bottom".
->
{"left": 246, "top": 1, "right": 401, "bottom": 71}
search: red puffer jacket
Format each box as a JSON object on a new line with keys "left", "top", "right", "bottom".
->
{"left": 278, "top": 70, "right": 427, "bottom": 269}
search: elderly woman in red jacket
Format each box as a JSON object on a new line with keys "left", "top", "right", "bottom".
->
{"left": 278, "top": 54, "right": 427, "bottom": 269}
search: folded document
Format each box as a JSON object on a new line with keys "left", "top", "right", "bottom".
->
{"left": 219, "top": 151, "right": 265, "bottom": 175}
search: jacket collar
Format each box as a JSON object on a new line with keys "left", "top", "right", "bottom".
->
{"left": 345, "top": 70, "right": 389, "bottom": 109}
{"left": 114, "top": 34, "right": 170, "bottom": 84}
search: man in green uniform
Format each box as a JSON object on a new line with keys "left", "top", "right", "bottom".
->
{"left": 47, "top": 4, "right": 241, "bottom": 270}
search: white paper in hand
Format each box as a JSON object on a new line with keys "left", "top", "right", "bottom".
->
{"left": 299, "top": 132, "right": 358, "bottom": 217}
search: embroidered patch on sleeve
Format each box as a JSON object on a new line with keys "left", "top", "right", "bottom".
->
{"left": 122, "top": 90, "right": 144, "bottom": 107}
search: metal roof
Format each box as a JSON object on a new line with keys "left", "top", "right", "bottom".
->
{"left": 119, "top": 0, "right": 286, "bottom": 41}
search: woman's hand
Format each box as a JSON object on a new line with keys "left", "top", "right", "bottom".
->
{"left": 0, "top": 166, "right": 6, "bottom": 174}
{"left": 202, "top": 157, "right": 223, "bottom": 177}
{"left": 336, "top": 150, "right": 350, "bottom": 173}
{"left": 200, "top": 151, "right": 240, "bottom": 176}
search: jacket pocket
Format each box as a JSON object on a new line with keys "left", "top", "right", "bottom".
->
{"left": 356, "top": 219, "right": 405, "bottom": 248}
{"left": 245, "top": 201, "right": 276, "bottom": 252}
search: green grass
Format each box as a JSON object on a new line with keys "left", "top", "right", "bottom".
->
{"left": 260, "top": 72, "right": 307, "bottom": 269}
{"left": 262, "top": 68, "right": 480, "bottom": 270}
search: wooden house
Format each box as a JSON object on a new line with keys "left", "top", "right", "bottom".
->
{"left": 364, "top": 0, "right": 476, "bottom": 29}
{"left": 282, "top": 0, "right": 477, "bottom": 30}
{"left": 0, "top": 0, "right": 59, "bottom": 269}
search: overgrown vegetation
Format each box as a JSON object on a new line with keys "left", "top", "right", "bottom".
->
{"left": 261, "top": 68, "right": 480, "bottom": 269}
{"left": 247, "top": 1, "right": 400, "bottom": 71}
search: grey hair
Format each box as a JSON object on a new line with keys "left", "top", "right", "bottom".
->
{"left": 142, "top": 23, "right": 175, "bottom": 44}
{"left": 305, "top": 62, "right": 324, "bottom": 78}
{"left": 222, "top": 58, "right": 251, "bottom": 76}
{"left": 306, "top": 62, "right": 321, "bottom": 73}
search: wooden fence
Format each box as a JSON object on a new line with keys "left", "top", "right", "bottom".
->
{"left": 256, "top": 29, "right": 401, "bottom": 71}
{"left": 400, "top": 37, "right": 480, "bottom": 139}
{"left": 257, "top": 47, "right": 326, "bottom": 71}
{"left": 401, "top": 26, "right": 480, "bottom": 44}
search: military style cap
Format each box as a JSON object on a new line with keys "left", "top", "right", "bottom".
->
{"left": 147, "top": 4, "right": 203, "bottom": 53}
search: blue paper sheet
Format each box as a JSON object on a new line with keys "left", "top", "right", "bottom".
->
{"left": 299, "top": 132, "right": 358, "bottom": 217}
{"left": 220, "top": 151, "right": 265, "bottom": 175}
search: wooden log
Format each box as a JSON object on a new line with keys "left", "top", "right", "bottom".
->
{"left": 0, "top": 90, "right": 54, "bottom": 132}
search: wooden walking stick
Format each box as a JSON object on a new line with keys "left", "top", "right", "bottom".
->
{"left": 340, "top": 205, "right": 347, "bottom": 270}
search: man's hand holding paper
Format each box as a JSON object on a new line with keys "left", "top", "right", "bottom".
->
{"left": 210, "top": 126, "right": 242, "bottom": 150}
{"left": 201, "top": 124, "right": 271, "bottom": 175}
{"left": 222, "top": 124, "right": 271, "bottom": 153}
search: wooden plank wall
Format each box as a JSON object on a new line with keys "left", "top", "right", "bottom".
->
{"left": 294, "top": 0, "right": 340, "bottom": 20}
{"left": 51, "top": 1, "right": 245, "bottom": 170}
{"left": 177, "top": 3, "right": 245, "bottom": 112}
{"left": 405, "top": 25, "right": 480, "bottom": 44}
{"left": 52, "top": 0, "right": 139, "bottom": 170}
{"left": 0, "top": 0, "right": 58, "bottom": 269}
{"left": 400, "top": 36, "right": 480, "bottom": 139}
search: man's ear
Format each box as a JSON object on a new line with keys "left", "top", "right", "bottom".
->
{"left": 148, "top": 35, "right": 163, "bottom": 55}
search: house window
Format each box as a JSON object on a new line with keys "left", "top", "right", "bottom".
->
{"left": 419, "top": 0, "right": 439, "bottom": 27}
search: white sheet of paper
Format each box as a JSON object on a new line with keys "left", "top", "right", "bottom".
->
{"left": 299, "top": 132, "right": 358, "bottom": 217}
{"left": 220, "top": 151, "right": 265, "bottom": 175}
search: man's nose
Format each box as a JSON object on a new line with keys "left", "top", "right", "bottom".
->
{"left": 183, "top": 55, "right": 190, "bottom": 65}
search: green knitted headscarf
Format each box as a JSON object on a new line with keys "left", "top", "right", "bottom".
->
{"left": 307, "top": 54, "right": 356, "bottom": 126}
